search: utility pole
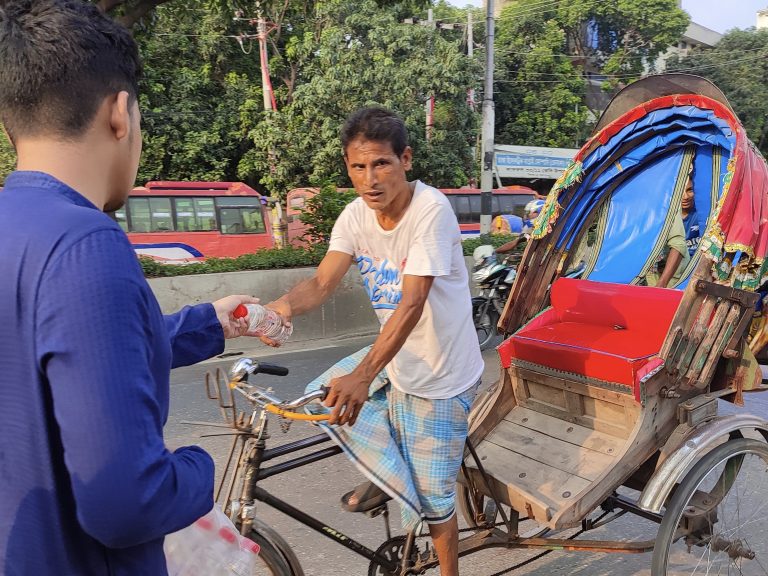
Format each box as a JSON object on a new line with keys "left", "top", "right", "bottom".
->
{"left": 479, "top": 0, "right": 495, "bottom": 235}
{"left": 401, "top": 12, "right": 457, "bottom": 143}
{"left": 425, "top": 8, "right": 435, "bottom": 141}
{"left": 234, "top": 10, "right": 283, "bottom": 245}
{"left": 467, "top": 9, "right": 475, "bottom": 111}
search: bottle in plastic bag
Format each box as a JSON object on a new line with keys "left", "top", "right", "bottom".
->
{"left": 233, "top": 303, "right": 292, "bottom": 345}
{"left": 165, "top": 505, "right": 261, "bottom": 576}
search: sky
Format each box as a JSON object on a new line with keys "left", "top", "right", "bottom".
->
{"left": 449, "top": 0, "right": 768, "bottom": 34}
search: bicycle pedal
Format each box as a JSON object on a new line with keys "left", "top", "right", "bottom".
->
{"left": 365, "top": 504, "right": 388, "bottom": 519}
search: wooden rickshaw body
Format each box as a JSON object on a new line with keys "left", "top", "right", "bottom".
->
{"left": 462, "top": 74, "right": 768, "bottom": 534}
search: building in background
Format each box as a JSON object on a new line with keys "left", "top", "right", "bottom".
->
{"left": 758, "top": 8, "right": 768, "bottom": 30}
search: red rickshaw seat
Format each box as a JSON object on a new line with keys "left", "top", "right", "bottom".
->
{"left": 498, "top": 279, "right": 682, "bottom": 401}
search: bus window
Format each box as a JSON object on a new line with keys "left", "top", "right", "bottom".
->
{"left": 492, "top": 196, "right": 501, "bottom": 216}
{"left": 498, "top": 194, "right": 531, "bottom": 218}
{"left": 113, "top": 206, "right": 128, "bottom": 232}
{"left": 150, "top": 198, "right": 174, "bottom": 231}
{"left": 129, "top": 197, "right": 175, "bottom": 232}
{"left": 128, "top": 198, "right": 151, "bottom": 232}
{"left": 287, "top": 195, "right": 306, "bottom": 223}
{"left": 469, "top": 195, "right": 481, "bottom": 222}
{"left": 453, "top": 195, "right": 471, "bottom": 224}
{"left": 174, "top": 197, "right": 216, "bottom": 231}
{"left": 216, "top": 197, "right": 266, "bottom": 234}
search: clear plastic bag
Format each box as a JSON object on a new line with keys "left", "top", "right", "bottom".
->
{"left": 164, "top": 504, "right": 260, "bottom": 576}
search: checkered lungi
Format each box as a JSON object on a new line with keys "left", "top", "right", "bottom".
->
{"left": 304, "top": 346, "right": 479, "bottom": 531}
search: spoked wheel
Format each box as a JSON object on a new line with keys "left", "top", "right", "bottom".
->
{"left": 367, "top": 536, "right": 419, "bottom": 576}
{"left": 473, "top": 304, "right": 499, "bottom": 351}
{"left": 652, "top": 438, "right": 768, "bottom": 575}
{"left": 248, "top": 518, "right": 304, "bottom": 575}
{"left": 456, "top": 482, "right": 548, "bottom": 538}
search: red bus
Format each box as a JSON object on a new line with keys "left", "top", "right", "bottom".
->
{"left": 285, "top": 187, "right": 317, "bottom": 247}
{"left": 285, "top": 185, "right": 539, "bottom": 245}
{"left": 110, "top": 181, "right": 274, "bottom": 261}
{"left": 441, "top": 186, "right": 538, "bottom": 237}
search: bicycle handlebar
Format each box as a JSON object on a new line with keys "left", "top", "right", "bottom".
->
{"left": 257, "top": 362, "right": 290, "bottom": 376}
{"left": 228, "top": 356, "right": 330, "bottom": 421}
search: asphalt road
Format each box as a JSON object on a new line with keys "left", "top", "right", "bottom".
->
{"left": 165, "top": 336, "right": 768, "bottom": 576}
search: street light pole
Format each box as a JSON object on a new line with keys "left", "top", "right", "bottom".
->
{"left": 479, "top": 0, "right": 495, "bottom": 235}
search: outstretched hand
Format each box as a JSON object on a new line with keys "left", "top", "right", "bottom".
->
{"left": 212, "top": 294, "right": 260, "bottom": 339}
{"left": 259, "top": 297, "right": 293, "bottom": 347}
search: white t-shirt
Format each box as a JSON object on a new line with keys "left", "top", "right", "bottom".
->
{"left": 329, "top": 180, "right": 484, "bottom": 399}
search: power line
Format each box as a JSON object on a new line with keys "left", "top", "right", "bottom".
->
{"left": 495, "top": 50, "right": 768, "bottom": 82}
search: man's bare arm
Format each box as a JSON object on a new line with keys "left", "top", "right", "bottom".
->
{"left": 657, "top": 248, "right": 683, "bottom": 288}
{"left": 267, "top": 251, "right": 353, "bottom": 322}
{"left": 325, "top": 274, "right": 434, "bottom": 425}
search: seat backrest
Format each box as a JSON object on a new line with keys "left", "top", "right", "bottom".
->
{"left": 551, "top": 278, "right": 683, "bottom": 337}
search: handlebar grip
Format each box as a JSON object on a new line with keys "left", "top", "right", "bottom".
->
{"left": 233, "top": 304, "right": 248, "bottom": 319}
{"left": 320, "top": 386, "right": 330, "bottom": 401}
{"left": 255, "top": 362, "right": 289, "bottom": 376}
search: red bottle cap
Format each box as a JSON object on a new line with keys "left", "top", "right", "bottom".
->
{"left": 233, "top": 304, "right": 248, "bottom": 319}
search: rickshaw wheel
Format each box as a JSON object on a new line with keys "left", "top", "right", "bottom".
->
{"left": 456, "top": 483, "right": 549, "bottom": 538}
{"left": 367, "top": 536, "right": 418, "bottom": 576}
{"left": 652, "top": 438, "right": 768, "bottom": 575}
{"left": 457, "top": 482, "right": 497, "bottom": 528}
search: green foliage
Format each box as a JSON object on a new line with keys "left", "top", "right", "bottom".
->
{"left": 0, "top": 132, "right": 15, "bottom": 184}
{"left": 298, "top": 182, "right": 357, "bottom": 244}
{"left": 494, "top": 0, "right": 689, "bottom": 148}
{"left": 238, "top": 0, "right": 480, "bottom": 197}
{"left": 462, "top": 234, "right": 518, "bottom": 256}
{"left": 134, "top": 3, "right": 262, "bottom": 184}
{"left": 666, "top": 28, "right": 768, "bottom": 157}
{"left": 139, "top": 244, "right": 328, "bottom": 277}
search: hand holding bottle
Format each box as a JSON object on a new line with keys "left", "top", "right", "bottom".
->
{"left": 233, "top": 303, "right": 292, "bottom": 346}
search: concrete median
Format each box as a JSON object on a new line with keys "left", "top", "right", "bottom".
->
{"left": 148, "top": 267, "right": 380, "bottom": 351}
{"left": 148, "top": 258, "right": 479, "bottom": 352}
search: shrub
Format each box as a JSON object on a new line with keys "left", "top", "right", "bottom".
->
{"left": 461, "top": 234, "right": 518, "bottom": 256}
{"left": 139, "top": 245, "right": 328, "bottom": 278}
{"left": 298, "top": 181, "right": 357, "bottom": 244}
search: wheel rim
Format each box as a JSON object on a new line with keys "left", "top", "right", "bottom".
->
{"left": 663, "top": 447, "right": 768, "bottom": 575}
{"left": 474, "top": 308, "right": 496, "bottom": 348}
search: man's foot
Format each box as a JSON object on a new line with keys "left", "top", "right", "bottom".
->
{"left": 340, "top": 481, "right": 391, "bottom": 512}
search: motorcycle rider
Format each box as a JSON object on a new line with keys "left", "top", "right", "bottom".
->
{"left": 495, "top": 198, "right": 545, "bottom": 256}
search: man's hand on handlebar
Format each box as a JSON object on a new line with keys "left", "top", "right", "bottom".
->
{"left": 324, "top": 372, "right": 369, "bottom": 426}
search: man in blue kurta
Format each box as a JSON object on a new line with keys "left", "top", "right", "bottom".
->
{"left": 0, "top": 1, "right": 257, "bottom": 574}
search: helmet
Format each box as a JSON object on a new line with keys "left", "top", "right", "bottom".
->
{"left": 525, "top": 199, "right": 545, "bottom": 215}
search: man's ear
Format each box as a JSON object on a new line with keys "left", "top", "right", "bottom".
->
{"left": 401, "top": 146, "right": 413, "bottom": 171}
{"left": 109, "top": 91, "right": 132, "bottom": 141}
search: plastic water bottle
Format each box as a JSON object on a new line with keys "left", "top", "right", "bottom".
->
{"left": 229, "top": 539, "right": 261, "bottom": 575}
{"left": 234, "top": 303, "right": 292, "bottom": 345}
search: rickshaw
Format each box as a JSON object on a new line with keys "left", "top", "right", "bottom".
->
{"left": 198, "top": 73, "right": 768, "bottom": 575}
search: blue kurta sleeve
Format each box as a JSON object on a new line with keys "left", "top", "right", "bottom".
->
{"left": 35, "top": 229, "right": 215, "bottom": 549}
{"left": 164, "top": 304, "right": 224, "bottom": 369}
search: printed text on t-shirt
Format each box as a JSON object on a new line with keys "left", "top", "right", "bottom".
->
{"left": 356, "top": 255, "right": 402, "bottom": 310}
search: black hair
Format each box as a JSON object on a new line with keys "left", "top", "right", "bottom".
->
{"left": 341, "top": 107, "right": 409, "bottom": 157}
{"left": 0, "top": 0, "right": 141, "bottom": 141}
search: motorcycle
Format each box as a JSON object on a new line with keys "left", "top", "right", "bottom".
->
{"left": 471, "top": 246, "right": 516, "bottom": 350}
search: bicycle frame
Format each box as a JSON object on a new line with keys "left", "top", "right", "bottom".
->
{"left": 196, "top": 368, "right": 403, "bottom": 573}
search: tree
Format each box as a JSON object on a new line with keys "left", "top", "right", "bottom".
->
{"left": 298, "top": 181, "right": 357, "bottom": 244}
{"left": 0, "top": 136, "right": 15, "bottom": 186}
{"left": 493, "top": 0, "right": 689, "bottom": 148}
{"left": 132, "top": 2, "right": 263, "bottom": 183}
{"left": 94, "top": 0, "right": 172, "bottom": 29}
{"left": 239, "top": 0, "right": 480, "bottom": 198}
{"left": 667, "top": 28, "right": 768, "bottom": 157}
